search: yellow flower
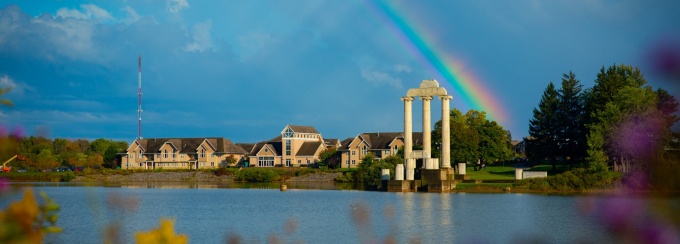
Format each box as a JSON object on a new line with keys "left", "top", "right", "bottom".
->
{"left": 135, "top": 219, "right": 188, "bottom": 244}
{"left": 0, "top": 189, "right": 44, "bottom": 243}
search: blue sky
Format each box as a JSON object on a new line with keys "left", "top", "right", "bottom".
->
{"left": 0, "top": 0, "right": 678, "bottom": 143}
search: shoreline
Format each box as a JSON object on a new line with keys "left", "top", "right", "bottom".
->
{"left": 6, "top": 171, "right": 658, "bottom": 194}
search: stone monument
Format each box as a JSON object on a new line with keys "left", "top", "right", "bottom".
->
{"left": 388, "top": 79, "right": 455, "bottom": 192}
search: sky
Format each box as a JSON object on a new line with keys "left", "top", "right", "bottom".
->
{"left": 0, "top": 0, "right": 679, "bottom": 143}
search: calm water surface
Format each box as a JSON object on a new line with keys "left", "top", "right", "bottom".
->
{"left": 1, "top": 182, "right": 675, "bottom": 243}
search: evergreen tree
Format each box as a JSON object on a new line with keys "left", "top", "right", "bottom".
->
{"left": 528, "top": 82, "right": 559, "bottom": 171}
{"left": 556, "top": 71, "right": 585, "bottom": 167}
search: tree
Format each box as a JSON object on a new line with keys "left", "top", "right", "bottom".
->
{"left": 356, "top": 153, "right": 402, "bottom": 187}
{"left": 556, "top": 71, "right": 585, "bottom": 166}
{"left": 432, "top": 109, "right": 479, "bottom": 163}
{"left": 583, "top": 64, "right": 678, "bottom": 176}
{"left": 317, "top": 148, "right": 340, "bottom": 169}
{"left": 528, "top": 82, "right": 560, "bottom": 171}
{"left": 432, "top": 108, "right": 513, "bottom": 165}
{"left": 584, "top": 64, "right": 646, "bottom": 127}
{"left": 35, "top": 149, "right": 58, "bottom": 170}
{"left": 224, "top": 155, "right": 237, "bottom": 167}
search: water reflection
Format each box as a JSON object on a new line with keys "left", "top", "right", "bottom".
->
{"left": 2, "top": 182, "right": 678, "bottom": 243}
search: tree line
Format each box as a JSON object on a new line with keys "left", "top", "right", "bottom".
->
{"left": 1, "top": 135, "right": 129, "bottom": 170}
{"left": 528, "top": 64, "right": 679, "bottom": 188}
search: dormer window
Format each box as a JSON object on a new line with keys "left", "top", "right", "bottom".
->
{"left": 283, "top": 128, "right": 294, "bottom": 138}
{"left": 200, "top": 148, "right": 206, "bottom": 158}
{"left": 164, "top": 150, "right": 168, "bottom": 158}
{"left": 362, "top": 146, "right": 368, "bottom": 155}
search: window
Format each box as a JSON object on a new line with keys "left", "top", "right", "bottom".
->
{"left": 306, "top": 159, "right": 310, "bottom": 164}
{"left": 385, "top": 150, "right": 390, "bottom": 156}
{"left": 172, "top": 153, "right": 177, "bottom": 158}
{"left": 265, "top": 148, "right": 269, "bottom": 153}
{"left": 211, "top": 162, "right": 214, "bottom": 167}
{"left": 286, "top": 159, "right": 291, "bottom": 167}
{"left": 258, "top": 157, "right": 274, "bottom": 167}
{"left": 182, "top": 163, "right": 186, "bottom": 167}
{"left": 362, "top": 146, "right": 368, "bottom": 156}
{"left": 181, "top": 154, "right": 185, "bottom": 158}
{"left": 200, "top": 148, "right": 206, "bottom": 158}
{"left": 138, "top": 151, "right": 143, "bottom": 158}
{"left": 352, "top": 150, "right": 356, "bottom": 156}
{"left": 286, "top": 140, "right": 291, "bottom": 156}
{"left": 128, "top": 154, "right": 132, "bottom": 159}
{"left": 174, "top": 163, "right": 178, "bottom": 167}
{"left": 298, "top": 160, "right": 301, "bottom": 164}
{"left": 139, "top": 163, "right": 144, "bottom": 167}
{"left": 211, "top": 154, "right": 215, "bottom": 158}
{"left": 164, "top": 150, "right": 168, "bottom": 158}
{"left": 351, "top": 160, "right": 356, "bottom": 165}
{"left": 200, "top": 162, "right": 206, "bottom": 166}
{"left": 283, "top": 128, "right": 294, "bottom": 138}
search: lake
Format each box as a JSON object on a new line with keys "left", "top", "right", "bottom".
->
{"left": 1, "top": 182, "right": 678, "bottom": 243}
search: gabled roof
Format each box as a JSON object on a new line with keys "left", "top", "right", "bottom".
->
{"left": 236, "top": 143, "right": 256, "bottom": 154}
{"left": 287, "top": 125, "right": 320, "bottom": 134}
{"left": 362, "top": 132, "right": 404, "bottom": 150}
{"left": 296, "top": 141, "right": 323, "bottom": 156}
{"left": 340, "top": 138, "right": 353, "bottom": 149}
{"left": 338, "top": 132, "right": 424, "bottom": 151}
{"left": 135, "top": 137, "right": 248, "bottom": 154}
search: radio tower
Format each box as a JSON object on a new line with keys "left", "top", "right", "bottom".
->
{"left": 137, "top": 55, "right": 143, "bottom": 140}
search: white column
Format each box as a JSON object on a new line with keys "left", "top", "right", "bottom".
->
{"left": 395, "top": 164, "right": 404, "bottom": 180}
{"left": 421, "top": 96, "right": 432, "bottom": 159}
{"left": 406, "top": 159, "right": 415, "bottom": 180}
{"left": 402, "top": 96, "right": 414, "bottom": 165}
{"left": 441, "top": 95, "right": 452, "bottom": 168}
{"left": 458, "top": 163, "right": 467, "bottom": 175}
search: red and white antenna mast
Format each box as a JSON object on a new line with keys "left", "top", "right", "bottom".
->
{"left": 137, "top": 55, "right": 143, "bottom": 140}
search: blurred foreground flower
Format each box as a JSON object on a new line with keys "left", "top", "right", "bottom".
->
{"left": 136, "top": 219, "right": 188, "bottom": 244}
{"left": 0, "top": 189, "right": 62, "bottom": 243}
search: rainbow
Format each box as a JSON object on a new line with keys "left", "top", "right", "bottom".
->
{"left": 368, "top": 1, "right": 509, "bottom": 124}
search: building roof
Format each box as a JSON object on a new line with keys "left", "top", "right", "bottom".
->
{"left": 324, "top": 138, "right": 339, "bottom": 147}
{"left": 287, "top": 125, "right": 320, "bottom": 134}
{"left": 339, "top": 132, "right": 423, "bottom": 150}
{"left": 296, "top": 141, "right": 323, "bottom": 156}
{"left": 135, "top": 138, "right": 248, "bottom": 154}
{"left": 235, "top": 143, "right": 256, "bottom": 154}
{"left": 340, "top": 138, "right": 353, "bottom": 149}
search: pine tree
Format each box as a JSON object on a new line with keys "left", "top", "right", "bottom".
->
{"left": 528, "top": 82, "right": 560, "bottom": 171}
{"left": 556, "top": 71, "right": 585, "bottom": 167}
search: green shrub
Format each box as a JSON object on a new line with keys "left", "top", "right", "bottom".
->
{"left": 335, "top": 171, "right": 356, "bottom": 182}
{"left": 234, "top": 168, "right": 281, "bottom": 182}
{"left": 515, "top": 168, "right": 620, "bottom": 191}
{"left": 60, "top": 171, "right": 75, "bottom": 182}
{"left": 215, "top": 167, "right": 235, "bottom": 176}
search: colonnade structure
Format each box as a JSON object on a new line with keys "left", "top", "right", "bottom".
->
{"left": 389, "top": 79, "right": 456, "bottom": 192}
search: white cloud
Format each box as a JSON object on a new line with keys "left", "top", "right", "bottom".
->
{"left": 394, "top": 64, "right": 412, "bottom": 73}
{"left": 56, "top": 4, "right": 113, "bottom": 21}
{"left": 360, "top": 68, "right": 403, "bottom": 89}
{"left": 166, "top": 0, "right": 190, "bottom": 14}
{"left": 122, "top": 6, "right": 141, "bottom": 24}
{"left": 0, "top": 75, "right": 33, "bottom": 95}
{"left": 237, "top": 31, "right": 279, "bottom": 60}
{"left": 184, "top": 20, "right": 213, "bottom": 52}
{"left": 356, "top": 56, "right": 404, "bottom": 89}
